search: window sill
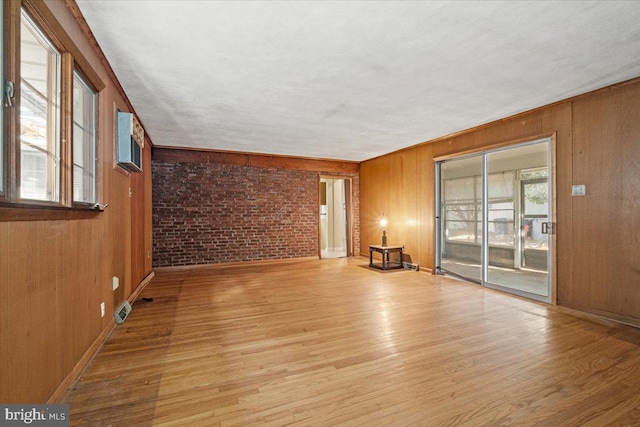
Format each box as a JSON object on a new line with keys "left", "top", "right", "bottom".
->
{"left": 0, "top": 203, "right": 104, "bottom": 222}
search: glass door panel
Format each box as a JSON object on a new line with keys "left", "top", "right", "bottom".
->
{"left": 439, "top": 155, "right": 483, "bottom": 283}
{"left": 486, "top": 142, "right": 550, "bottom": 297}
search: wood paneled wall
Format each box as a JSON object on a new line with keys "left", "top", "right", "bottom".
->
{"left": 0, "top": 1, "right": 153, "bottom": 403}
{"left": 360, "top": 78, "right": 640, "bottom": 326}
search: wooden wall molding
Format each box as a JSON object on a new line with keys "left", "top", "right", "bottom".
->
{"left": 48, "top": 271, "right": 155, "bottom": 403}
{"left": 153, "top": 257, "right": 319, "bottom": 273}
{"left": 127, "top": 271, "right": 156, "bottom": 305}
{"left": 153, "top": 146, "right": 360, "bottom": 174}
{"left": 47, "top": 315, "right": 117, "bottom": 404}
{"left": 556, "top": 302, "right": 640, "bottom": 330}
{"left": 0, "top": 205, "right": 103, "bottom": 221}
{"left": 432, "top": 132, "right": 555, "bottom": 162}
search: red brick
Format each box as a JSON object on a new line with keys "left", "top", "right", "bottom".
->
{"left": 153, "top": 160, "right": 359, "bottom": 267}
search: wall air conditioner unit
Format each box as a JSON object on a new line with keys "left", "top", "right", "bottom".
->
{"left": 114, "top": 301, "right": 132, "bottom": 324}
{"left": 116, "top": 110, "right": 144, "bottom": 173}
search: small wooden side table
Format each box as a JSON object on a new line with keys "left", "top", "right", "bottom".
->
{"left": 369, "top": 245, "right": 404, "bottom": 270}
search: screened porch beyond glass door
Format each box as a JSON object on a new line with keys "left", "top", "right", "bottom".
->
{"left": 439, "top": 140, "right": 551, "bottom": 300}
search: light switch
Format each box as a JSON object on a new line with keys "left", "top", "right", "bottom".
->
{"left": 572, "top": 185, "right": 586, "bottom": 196}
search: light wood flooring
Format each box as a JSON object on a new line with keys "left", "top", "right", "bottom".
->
{"left": 64, "top": 257, "right": 640, "bottom": 426}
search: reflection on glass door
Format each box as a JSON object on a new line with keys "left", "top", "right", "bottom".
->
{"left": 437, "top": 138, "right": 552, "bottom": 302}
{"left": 522, "top": 175, "right": 549, "bottom": 272}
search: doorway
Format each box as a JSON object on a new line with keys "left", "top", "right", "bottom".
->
{"left": 435, "top": 138, "right": 553, "bottom": 302}
{"left": 319, "top": 177, "right": 352, "bottom": 258}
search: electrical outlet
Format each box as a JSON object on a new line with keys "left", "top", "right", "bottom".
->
{"left": 100, "top": 302, "right": 105, "bottom": 318}
{"left": 112, "top": 276, "right": 120, "bottom": 291}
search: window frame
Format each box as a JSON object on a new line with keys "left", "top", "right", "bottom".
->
{"left": 1, "top": 0, "right": 105, "bottom": 214}
{"left": 72, "top": 69, "right": 98, "bottom": 207}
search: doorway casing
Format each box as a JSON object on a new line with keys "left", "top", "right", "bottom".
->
{"left": 319, "top": 176, "right": 353, "bottom": 258}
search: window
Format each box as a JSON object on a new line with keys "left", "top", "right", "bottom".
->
{"left": 20, "top": 10, "right": 61, "bottom": 202}
{"left": 1, "top": 1, "right": 104, "bottom": 211}
{"left": 72, "top": 71, "right": 97, "bottom": 204}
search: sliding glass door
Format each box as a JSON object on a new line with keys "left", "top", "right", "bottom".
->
{"left": 436, "top": 138, "right": 552, "bottom": 302}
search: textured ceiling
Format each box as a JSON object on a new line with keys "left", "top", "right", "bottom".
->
{"left": 76, "top": 1, "right": 640, "bottom": 162}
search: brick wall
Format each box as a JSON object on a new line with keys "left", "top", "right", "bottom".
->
{"left": 152, "top": 158, "right": 359, "bottom": 267}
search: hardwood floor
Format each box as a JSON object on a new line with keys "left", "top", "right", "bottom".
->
{"left": 64, "top": 257, "right": 640, "bottom": 426}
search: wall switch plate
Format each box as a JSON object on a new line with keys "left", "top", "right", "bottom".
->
{"left": 100, "top": 302, "right": 106, "bottom": 318}
{"left": 572, "top": 184, "right": 586, "bottom": 196}
{"left": 112, "top": 276, "right": 120, "bottom": 291}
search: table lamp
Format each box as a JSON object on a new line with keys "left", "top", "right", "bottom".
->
{"left": 380, "top": 217, "right": 388, "bottom": 246}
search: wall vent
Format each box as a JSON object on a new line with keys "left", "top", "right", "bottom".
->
{"left": 114, "top": 301, "right": 132, "bottom": 324}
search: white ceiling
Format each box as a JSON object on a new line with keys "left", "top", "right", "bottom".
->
{"left": 76, "top": 1, "right": 640, "bottom": 162}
